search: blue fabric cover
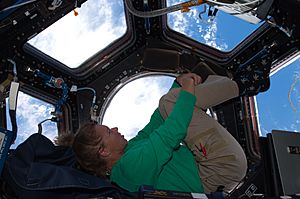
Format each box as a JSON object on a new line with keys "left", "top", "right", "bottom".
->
{"left": 2, "top": 133, "right": 137, "bottom": 199}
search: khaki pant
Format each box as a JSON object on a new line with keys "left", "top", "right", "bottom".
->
{"left": 159, "top": 75, "right": 247, "bottom": 194}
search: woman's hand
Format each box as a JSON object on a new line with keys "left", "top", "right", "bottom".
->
{"left": 176, "top": 73, "right": 202, "bottom": 95}
{"left": 176, "top": 73, "right": 202, "bottom": 86}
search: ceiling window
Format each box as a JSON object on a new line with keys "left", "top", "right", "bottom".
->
{"left": 6, "top": 92, "right": 58, "bottom": 148}
{"left": 256, "top": 54, "right": 300, "bottom": 136}
{"left": 28, "top": 0, "right": 127, "bottom": 68}
{"left": 167, "top": 0, "right": 262, "bottom": 51}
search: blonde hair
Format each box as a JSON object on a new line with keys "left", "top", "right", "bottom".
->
{"left": 54, "top": 133, "right": 75, "bottom": 146}
{"left": 55, "top": 123, "right": 108, "bottom": 177}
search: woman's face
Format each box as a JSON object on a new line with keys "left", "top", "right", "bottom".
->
{"left": 95, "top": 125, "right": 128, "bottom": 154}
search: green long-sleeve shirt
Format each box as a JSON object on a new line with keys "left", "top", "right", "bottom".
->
{"left": 110, "top": 88, "right": 204, "bottom": 193}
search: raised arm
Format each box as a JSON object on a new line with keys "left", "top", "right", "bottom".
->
{"left": 130, "top": 73, "right": 201, "bottom": 142}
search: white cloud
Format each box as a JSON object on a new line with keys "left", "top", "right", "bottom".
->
{"left": 201, "top": 19, "right": 228, "bottom": 51}
{"left": 168, "top": 11, "right": 188, "bottom": 34}
{"left": 202, "top": 21, "right": 217, "bottom": 46}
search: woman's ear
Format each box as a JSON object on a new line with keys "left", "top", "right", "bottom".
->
{"left": 99, "top": 147, "right": 111, "bottom": 157}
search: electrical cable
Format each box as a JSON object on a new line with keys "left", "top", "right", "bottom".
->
{"left": 124, "top": 0, "right": 206, "bottom": 18}
{"left": 235, "top": 0, "right": 261, "bottom": 6}
{"left": 71, "top": 86, "right": 97, "bottom": 121}
{"left": 206, "top": 0, "right": 261, "bottom": 7}
{"left": 125, "top": 0, "right": 264, "bottom": 20}
{"left": 288, "top": 76, "right": 300, "bottom": 115}
{"left": 7, "top": 59, "right": 18, "bottom": 81}
{"left": 231, "top": 0, "right": 265, "bottom": 15}
{"left": 206, "top": 0, "right": 265, "bottom": 18}
{"left": 37, "top": 118, "right": 55, "bottom": 134}
{"left": 0, "top": 0, "right": 38, "bottom": 13}
{"left": 76, "top": 87, "right": 96, "bottom": 106}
